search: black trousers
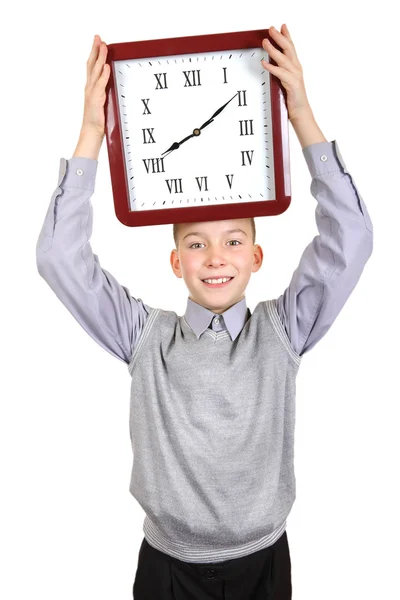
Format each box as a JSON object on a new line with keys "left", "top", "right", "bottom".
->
{"left": 133, "top": 530, "right": 292, "bottom": 599}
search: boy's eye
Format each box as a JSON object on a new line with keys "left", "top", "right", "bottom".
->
{"left": 189, "top": 240, "right": 241, "bottom": 249}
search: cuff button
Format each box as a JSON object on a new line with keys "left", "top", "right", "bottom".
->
{"left": 320, "top": 155, "right": 328, "bottom": 162}
{"left": 76, "top": 169, "right": 84, "bottom": 176}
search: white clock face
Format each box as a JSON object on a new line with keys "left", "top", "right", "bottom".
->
{"left": 113, "top": 47, "right": 276, "bottom": 211}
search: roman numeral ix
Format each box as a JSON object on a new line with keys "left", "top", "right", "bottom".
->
{"left": 142, "top": 128, "right": 156, "bottom": 144}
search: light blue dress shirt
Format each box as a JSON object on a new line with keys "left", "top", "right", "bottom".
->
{"left": 36, "top": 140, "right": 373, "bottom": 359}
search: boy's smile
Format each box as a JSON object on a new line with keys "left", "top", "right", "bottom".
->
{"left": 170, "top": 219, "right": 263, "bottom": 315}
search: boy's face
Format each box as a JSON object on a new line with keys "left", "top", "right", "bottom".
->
{"left": 170, "top": 219, "right": 263, "bottom": 314}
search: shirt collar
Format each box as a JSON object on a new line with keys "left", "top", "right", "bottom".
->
{"left": 184, "top": 296, "right": 250, "bottom": 341}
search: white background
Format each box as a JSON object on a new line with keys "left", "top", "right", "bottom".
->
{"left": 1, "top": 1, "right": 398, "bottom": 599}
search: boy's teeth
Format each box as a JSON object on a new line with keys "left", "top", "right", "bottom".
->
{"left": 203, "top": 277, "right": 232, "bottom": 284}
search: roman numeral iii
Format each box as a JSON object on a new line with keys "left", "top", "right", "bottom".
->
{"left": 239, "top": 120, "right": 254, "bottom": 136}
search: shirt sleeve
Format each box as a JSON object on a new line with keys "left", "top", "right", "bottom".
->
{"left": 275, "top": 139, "right": 373, "bottom": 357}
{"left": 36, "top": 157, "right": 151, "bottom": 365}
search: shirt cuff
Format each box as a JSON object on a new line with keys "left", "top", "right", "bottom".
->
{"left": 302, "top": 140, "right": 348, "bottom": 179}
{"left": 57, "top": 157, "right": 99, "bottom": 191}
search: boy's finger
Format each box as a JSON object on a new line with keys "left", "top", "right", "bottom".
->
{"left": 280, "top": 25, "right": 299, "bottom": 61}
{"left": 89, "top": 43, "right": 108, "bottom": 86}
{"left": 88, "top": 35, "right": 100, "bottom": 59}
{"left": 268, "top": 25, "right": 301, "bottom": 69}
{"left": 86, "top": 35, "right": 103, "bottom": 78}
{"left": 282, "top": 24, "right": 293, "bottom": 42}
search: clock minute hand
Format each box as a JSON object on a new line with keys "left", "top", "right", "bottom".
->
{"left": 200, "top": 92, "right": 239, "bottom": 130}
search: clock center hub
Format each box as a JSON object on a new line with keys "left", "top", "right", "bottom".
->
{"left": 193, "top": 128, "right": 201, "bottom": 136}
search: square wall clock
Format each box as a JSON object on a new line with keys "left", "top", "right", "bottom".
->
{"left": 104, "top": 29, "right": 291, "bottom": 227}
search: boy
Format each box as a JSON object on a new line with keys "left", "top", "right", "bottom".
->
{"left": 36, "top": 25, "right": 373, "bottom": 600}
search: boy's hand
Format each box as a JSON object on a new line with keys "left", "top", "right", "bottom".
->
{"left": 80, "top": 35, "right": 111, "bottom": 138}
{"left": 262, "top": 24, "right": 311, "bottom": 122}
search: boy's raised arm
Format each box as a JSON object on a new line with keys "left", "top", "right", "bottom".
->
{"left": 36, "top": 35, "right": 150, "bottom": 365}
{"left": 262, "top": 25, "right": 373, "bottom": 357}
{"left": 275, "top": 136, "right": 373, "bottom": 357}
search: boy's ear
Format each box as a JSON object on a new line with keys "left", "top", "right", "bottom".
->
{"left": 170, "top": 248, "right": 181, "bottom": 277}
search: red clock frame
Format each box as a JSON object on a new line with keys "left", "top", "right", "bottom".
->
{"left": 104, "top": 29, "right": 291, "bottom": 228}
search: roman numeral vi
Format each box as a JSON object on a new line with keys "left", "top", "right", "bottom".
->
{"left": 195, "top": 176, "right": 208, "bottom": 191}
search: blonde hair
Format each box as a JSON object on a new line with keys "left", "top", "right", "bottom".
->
{"left": 173, "top": 218, "right": 256, "bottom": 250}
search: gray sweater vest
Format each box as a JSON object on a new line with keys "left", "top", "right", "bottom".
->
{"left": 127, "top": 298, "right": 301, "bottom": 563}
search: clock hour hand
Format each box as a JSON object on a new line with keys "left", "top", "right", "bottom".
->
{"left": 161, "top": 132, "right": 196, "bottom": 157}
{"left": 200, "top": 92, "right": 238, "bottom": 130}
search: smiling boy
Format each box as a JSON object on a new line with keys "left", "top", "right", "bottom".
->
{"left": 171, "top": 218, "right": 262, "bottom": 314}
{"left": 36, "top": 25, "right": 373, "bottom": 600}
